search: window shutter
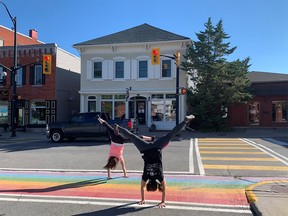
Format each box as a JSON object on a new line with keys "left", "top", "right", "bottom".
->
{"left": 108, "top": 60, "right": 113, "bottom": 79}
{"left": 22, "top": 66, "right": 26, "bottom": 85}
{"left": 131, "top": 60, "right": 137, "bottom": 79}
{"left": 86, "top": 61, "right": 92, "bottom": 80}
{"left": 172, "top": 61, "right": 177, "bottom": 78}
{"left": 124, "top": 60, "right": 130, "bottom": 79}
{"left": 154, "top": 64, "right": 161, "bottom": 79}
{"left": 102, "top": 60, "right": 108, "bottom": 79}
{"left": 42, "top": 73, "right": 45, "bottom": 84}
{"left": 30, "top": 66, "right": 34, "bottom": 85}
{"left": 148, "top": 63, "right": 154, "bottom": 79}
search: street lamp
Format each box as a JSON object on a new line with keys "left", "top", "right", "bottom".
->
{"left": 0, "top": 1, "right": 17, "bottom": 137}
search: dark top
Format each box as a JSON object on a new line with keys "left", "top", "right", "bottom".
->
{"left": 141, "top": 148, "right": 164, "bottom": 182}
{"left": 103, "top": 122, "right": 125, "bottom": 144}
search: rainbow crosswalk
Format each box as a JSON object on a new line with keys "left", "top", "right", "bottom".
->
{"left": 0, "top": 169, "right": 283, "bottom": 207}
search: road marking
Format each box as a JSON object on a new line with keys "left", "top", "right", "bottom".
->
{"left": 200, "top": 151, "right": 265, "bottom": 154}
{"left": 0, "top": 194, "right": 252, "bottom": 214}
{"left": 201, "top": 157, "right": 278, "bottom": 161}
{"left": 242, "top": 139, "right": 288, "bottom": 165}
{"left": 189, "top": 138, "right": 194, "bottom": 173}
{"left": 204, "top": 164, "right": 288, "bottom": 171}
{"left": 199, "top": 146, "right": 256, "bottom": 149}
{"left": 194, "top": 139, "right": 205, "bottom": 175}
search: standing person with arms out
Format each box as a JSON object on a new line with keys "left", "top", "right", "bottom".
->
{"left": 115, "top": 114, "right": 195, "bottom": 208}
{"left": 97, "top": 116, "right": 128, "bottom": 179}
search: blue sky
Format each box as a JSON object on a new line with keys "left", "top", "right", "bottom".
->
{"left": 1, "top": 0, "right": 287, "bottom": 74}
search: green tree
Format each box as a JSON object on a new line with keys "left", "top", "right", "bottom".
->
{"left": 182, "top": 18, "right": 252, "bottom": 131}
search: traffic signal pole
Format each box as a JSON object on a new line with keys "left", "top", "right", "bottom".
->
{"left": 176, "top": 64, "right": 180, "bottom": 125}
{"left": 160, "top": 50, "right": 181, "bottom": 125}
{"left": 1, "top": 1, "right": 17, "bottom": 137}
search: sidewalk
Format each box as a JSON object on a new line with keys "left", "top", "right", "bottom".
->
{"left": 1, "top": 126, "right": 288, "bottom": 215}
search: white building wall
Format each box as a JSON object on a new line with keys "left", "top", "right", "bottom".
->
{"left": 77, "top": 40, "right": 190, "bottom": 130}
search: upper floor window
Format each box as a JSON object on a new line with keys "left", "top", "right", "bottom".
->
{"left": 93, "top": 61, "right": 102, "bottom": 78}
{"left": 0, "top": 66, "right": 7, "bottom": 85}
{"left": 30, "top": 64, "right": 45, "bottom": 85}
{"left": 139, "top": 60, "right": 148, "bottom": 78}
{"left": 16, "top": 66, "right": 26, "bottom": 86}
{"left": 115, "top": 61, "right": 124, "bottom": 78}
{"left": 162, "top": 60, "right": 171, "bottom": 78}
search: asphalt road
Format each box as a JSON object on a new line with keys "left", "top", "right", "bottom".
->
{"left": 0, "top": 136, "right": 288, "bottom": 215}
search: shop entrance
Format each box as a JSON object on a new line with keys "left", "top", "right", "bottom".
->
{"left": 249, "top": 101, "right": 260, "bottom": 126}
{"left": 129, "top": 96, "right": 147, "bottom": 125}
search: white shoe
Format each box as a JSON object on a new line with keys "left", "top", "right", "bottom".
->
{"left": 185, "top": 114, "right": 195, "bottom": 122}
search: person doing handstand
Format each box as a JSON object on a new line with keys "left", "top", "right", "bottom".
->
{"left": 97, "top": 116, "right": 128, "bottom": 179}
{"left": 115, "top": 114, "right": 195, "bottom": 208}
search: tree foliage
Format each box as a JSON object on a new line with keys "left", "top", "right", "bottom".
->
{"left": 182, "top": 18, "right": 252, "bottom": 131}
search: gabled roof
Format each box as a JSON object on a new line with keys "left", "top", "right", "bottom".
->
{"left": 248, "top": 71, "right": 288, "bottom": 83}
{"left": 73, "top": 23, "right": 190, "bottom": 47}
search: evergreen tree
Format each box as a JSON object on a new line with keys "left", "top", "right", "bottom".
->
{"left": 182, "top": 18, "right": 252, "bottom": 131}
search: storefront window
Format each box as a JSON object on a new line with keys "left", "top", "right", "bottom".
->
{"left": 0, "top": 101, "right": 8, "bottom": 124}
{"left": 249, "top": 102, "right": 260, "bottom": 125}
{"left": 272, "top": 101, "right": 287, "bottom": 123}
{"left": 30, "top": 101, "right": 46, "bottom": 124}
{"left": 101, "top": 101, "right": 112, "bottom": 118}
{"left": 115, "top": 101, "right": 125, "bottom": 119}
{"left": 151, "top": 94, "right": 164, "bottom": 121}
{"left": 165, "top": 94, "right": 176, "bottom": 121}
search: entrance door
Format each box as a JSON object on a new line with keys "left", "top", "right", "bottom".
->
{"left": 249, "top": 102, "right": 260, "bottom": 126}
{"left": 128, "top": 96, "right": 147, "bottom": 125}
{"left": 136, "top": 101, "right": 146, "bottom": 125}
{"left": 17, "top": 108, "right": 24, "bottom": 128}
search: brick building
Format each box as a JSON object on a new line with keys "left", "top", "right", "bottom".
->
{"left": 228, "top": 72, "right": 288, "bottom": 128}
{"left": 0, "top": 25, "right": 80, "bottom": 130}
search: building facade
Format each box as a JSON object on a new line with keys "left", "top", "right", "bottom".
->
{"left": 0, "top": 26, "right": 80, "bottom": 129}
{"left": 74, "top": 24, "right": 191, "bottom": 130}
{"left": 228, "top": 72, "right": 288, "bottom": 128}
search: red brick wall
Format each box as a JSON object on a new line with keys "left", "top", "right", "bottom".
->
{"left": 0, "top": 26, "right": 42, "bottom": 46}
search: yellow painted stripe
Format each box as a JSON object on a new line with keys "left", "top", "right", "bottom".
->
{"left": 203, "top": 164, "right": 288, "bottom": 171}
{"left": 201, "top": 157, "right": 278, "bottom": 161}
{"left": 246, "top": 180, "right": 288, "bottom": 203}
{"left": 199, "top": 147, "right": 256, "bottom": 149}
{"left": 198, "top": 144, "right": 249, "bottom": 146}
{"left": 200, "top": 151, "right": 265, "bottom": 154}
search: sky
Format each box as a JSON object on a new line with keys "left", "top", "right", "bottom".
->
{"left": 1, "top": 0, "right": 287, "bottom": 74}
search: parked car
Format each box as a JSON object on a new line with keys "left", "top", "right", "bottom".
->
{"left": 46, "top": 112, "right": 138, "bottom": 142}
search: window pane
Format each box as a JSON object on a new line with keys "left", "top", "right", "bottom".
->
{"left": 16, "top": 67, "right": 23, "bottom": 85}
{"left": 101, "top": 95, "right": 113, "bottom": 99}
{"left": 30, "top": 101, "right": 46, "bottom": 124}
{"left": 162, "top": 60, "right": 171, "bottom": 77}
{"left": 114, "top": 95, "right": 125, "bottom": 99}
{"left": 272, "top": 101, "right": 287, "bottom": 123}
{"left": 35, "top": 65, "right": 42, "bottom": 85}
{"left": 115, "top": 101, "right": 125, "bottom": 119}
{"left": 0, "top": 101, "right": 8, "bottom": 124}
{"left": 115, "top": 62, "right": 124, "bottom": 78}
{"left": 165, "top": 99, "right": 176, "bottom": 121}
{"left": 139, "top": 60, "right": 148, "bottom": 78}
{"left": 101, "top": 101, "right": 112, "bottom": 118}
{"left": 94, "top": 62, "right": 102, "bottom": 78}
{"left": 88, "top": 101, "right": 96, "bottom": 112}
{"left": 151, "top": 97, "right": 164, "bottom": 122}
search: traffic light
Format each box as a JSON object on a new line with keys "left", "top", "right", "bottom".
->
{"left": 175, "top": 50, "right": 180, "bottom": 67}
{"left": 151, "top": 48, "right": 160, "bottom": 65}
{"left": 43, "top": 54, "right": 52, "bottom": 74}
{"left": 180, "top": 87, "right": 187, "bottom": 95}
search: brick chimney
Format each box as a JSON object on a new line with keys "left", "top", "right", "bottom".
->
{"left": 29, "top": 29, "right": 38, "bottom": 40}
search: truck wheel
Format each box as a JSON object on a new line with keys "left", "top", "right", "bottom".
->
{"left": 51, "top": 130, "right": 64, "bottom": 142}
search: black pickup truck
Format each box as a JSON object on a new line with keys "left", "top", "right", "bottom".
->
{"left": 46, "top": 112, "right": 138, "bottom": 142}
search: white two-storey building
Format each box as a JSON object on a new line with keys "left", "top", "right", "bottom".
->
{"left": 73, "top": 24, "right": 191, "bottom": 130}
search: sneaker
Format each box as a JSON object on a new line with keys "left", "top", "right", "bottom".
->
{"left": 185, "top": 114, "right": 195, "bottom": 122}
